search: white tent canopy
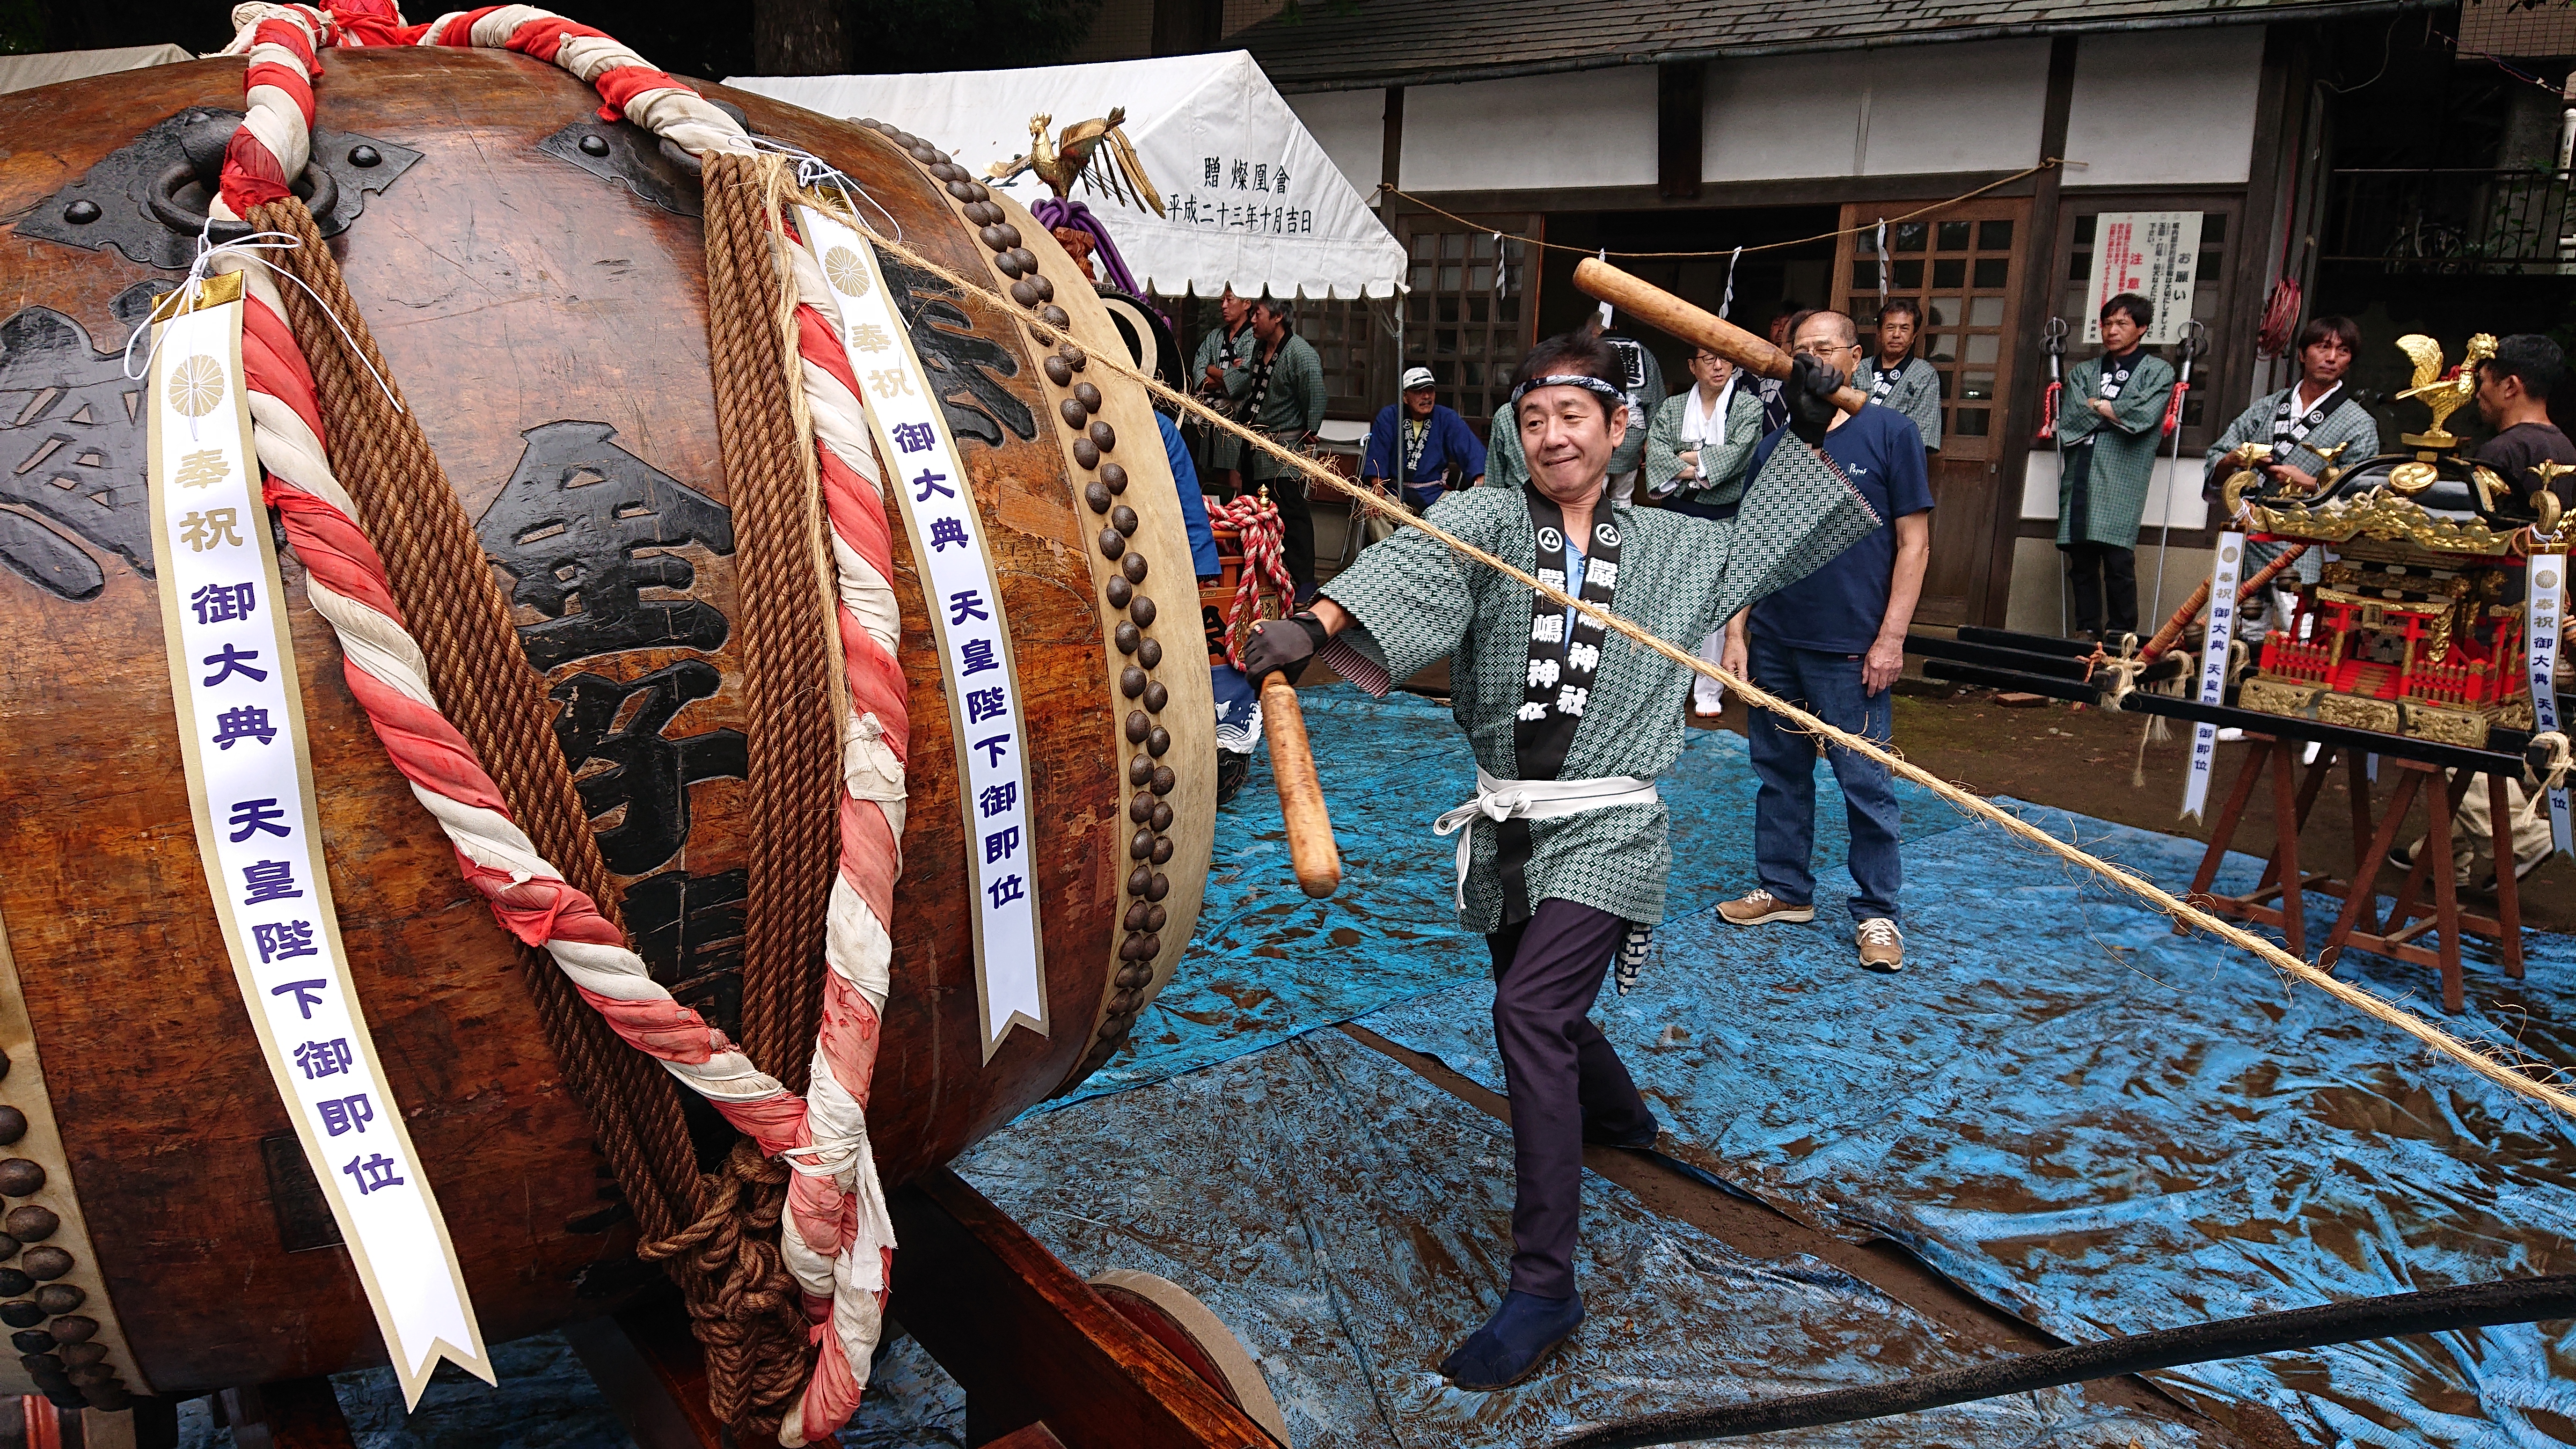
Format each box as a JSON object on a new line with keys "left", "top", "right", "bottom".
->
{"left": 0, "top": 44, "right": 191, "bottom": 95}
{"left": 729, "top": 51, "right": 1406, "bottom": 300}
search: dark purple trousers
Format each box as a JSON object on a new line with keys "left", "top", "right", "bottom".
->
{"left": 1486, "top": 899, "right": 1656, "bottom": 1299}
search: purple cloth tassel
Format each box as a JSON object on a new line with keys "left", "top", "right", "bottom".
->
{"left": 1031, "top": 196, "right": 1148, "bottom": 300}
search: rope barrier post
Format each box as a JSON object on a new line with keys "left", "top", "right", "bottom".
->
{"left": 2148, "top": 319, "right": 2208, "bottom": 627}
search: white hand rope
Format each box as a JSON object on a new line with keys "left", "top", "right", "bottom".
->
{"left": 2531, "top": 731, "right": 2573, "bottom": 795}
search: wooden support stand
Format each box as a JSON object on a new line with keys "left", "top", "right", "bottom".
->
{"left": 204, "top": 1379, "right": 358, "bottom": 1449}
{"left": 2183, "top": 732, "right": 2526, "bottom": 1012}
{"left": 888, "top": 1168, "right": 1274, "bottom": 1449}
{"left": 570, "top": 1167, "right": 1274, "bottom": 1449}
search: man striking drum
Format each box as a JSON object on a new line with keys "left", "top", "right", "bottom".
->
{"left": 1241, "top": 321, "right": 1878, "bottom": 1388}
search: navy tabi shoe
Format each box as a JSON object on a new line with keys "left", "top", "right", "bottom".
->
{"left": 1438, "top": 1289, "right": 1585, "bottom": 1390}
{"left": 1582, "top": 1116, "right": 1661, "bottom": 1149}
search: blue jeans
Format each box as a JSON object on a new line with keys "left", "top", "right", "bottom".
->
{"left": 1746, "top": 636, "right": 1902, "bottom": 923}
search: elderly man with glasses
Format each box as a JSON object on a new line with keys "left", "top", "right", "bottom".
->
{"left": 1717, "top": 309, "right": 1933, "bottom": 973}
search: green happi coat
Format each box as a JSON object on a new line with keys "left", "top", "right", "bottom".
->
{"left": 1644, "top": 386, "right": 1767, "bottom": 508}
{"left": 2203, "top": 385, "right": 2382, "bottom": 489}
{"left": 1193, "top": 321, "right": 1258, "bottom": 470}
{"left": 1233, "top": 333, "right": 1327, "bottom": 483}
{"left": 1319, "top": 448, "right": 1879, "bottom": 933}
{"left": 1856, "top": 355, "right": 1943, "bottom": 453}
{"left": 2054, "top": 351, "right": 2175, "bottom": 548}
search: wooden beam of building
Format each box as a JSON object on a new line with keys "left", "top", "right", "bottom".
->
{"left": 1987, "top": 34, "right": 2082, "bottom": 628}
{"left": 1658, "top": 62, "right": 1703, "bottom": 201}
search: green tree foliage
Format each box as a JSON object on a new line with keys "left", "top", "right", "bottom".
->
{"left": 844, "top": 0, "right": 1100, "bottom": 73}
{"left": 0, "top": 0, "right": 48, "bottom": 55}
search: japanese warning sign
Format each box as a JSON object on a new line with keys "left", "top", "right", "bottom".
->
{"left": 145, "top": 274, "right": 490, "bottom": 1406}
{"left": 798, "top": 205, "right": 1048, "bottom": 1061}
{"left": 2083, "top": 211, "right": 2203, "bottom": 347}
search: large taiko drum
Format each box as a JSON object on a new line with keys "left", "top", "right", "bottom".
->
{"left": 0, "top": 48, "right": 1210, "bottom": 1401}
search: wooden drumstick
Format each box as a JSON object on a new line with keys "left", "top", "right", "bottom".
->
{"left": 1573, "top": 257, "right": 1873, "bottom": 415}
{"left": 1260, "top": 673, "right": 1342, "bottom": 898}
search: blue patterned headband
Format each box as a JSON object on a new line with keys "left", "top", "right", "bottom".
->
{"left": 1509, "top": 374, "right": 1627, "bottom": 412}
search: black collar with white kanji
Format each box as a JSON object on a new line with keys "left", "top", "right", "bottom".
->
{"left": 1495, "top": 487, "right": 1623, "bottom": 922}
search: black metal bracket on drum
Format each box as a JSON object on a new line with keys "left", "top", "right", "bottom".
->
{"left": 537, "top": 99, "right": 751, "bottom": 219}
{"left": 15, "top": 107, "right": 421, "bottom": 271}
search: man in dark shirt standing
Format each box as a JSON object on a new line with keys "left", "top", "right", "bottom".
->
{"left": 2392, "top": 333, "right": 2576, "bottom": 888}
{"left": 2473, "top": 334, "right": 2576, "bottom": 507}
{"left": 1718, "top": 309, "right": 1934, "bottom": 972}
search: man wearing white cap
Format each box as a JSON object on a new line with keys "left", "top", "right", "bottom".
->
{"left": 1363, "top": 366, "right": 1488, "bottom": 512}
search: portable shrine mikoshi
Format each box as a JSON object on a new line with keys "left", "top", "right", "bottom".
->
{"left": 0, "top": 18, "right": 1291, "bottom": 1449}
{"left": 1903, "top": 332, "right": 2573, "bottom": 1013}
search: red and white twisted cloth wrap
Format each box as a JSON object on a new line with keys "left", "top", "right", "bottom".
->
{"left": 210, "top": 4, "right": 900, "bottom": 1442}
{"left": 1208, "top": 493, "right": 1296, "bottom": 670}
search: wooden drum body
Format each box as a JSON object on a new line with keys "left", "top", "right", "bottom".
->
{"left": 0, "top": 50, "right": 1209, "bottom": 1396}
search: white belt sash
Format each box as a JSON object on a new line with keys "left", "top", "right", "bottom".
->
{"left": 1432, "top": 768, "right": 1661, "bottom": 908}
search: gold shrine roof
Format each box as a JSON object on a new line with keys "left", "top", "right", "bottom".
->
{"left": 2246, "top": 488, "right": 2526, "bottom": 559}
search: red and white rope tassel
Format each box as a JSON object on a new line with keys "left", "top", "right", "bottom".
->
{"left": 1209, "top": 493, "right": 1296, "bottom": 669}
{"left": 774, "top": 216, "right": 909, "bottom": 1444}
{"left": 210, "top": 3, "right": 900, "bottom": 1439}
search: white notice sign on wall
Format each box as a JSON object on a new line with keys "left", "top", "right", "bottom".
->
{"left": 2083, "top": 212, "right": 2203, "bottom": 347}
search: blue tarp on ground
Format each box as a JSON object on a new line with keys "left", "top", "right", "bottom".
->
{"left": 188, "top": 694, "right": 2576, "bottom": 1449}
{"left": 1062, "top": 689, "right": 1946, "bottom": 1105}
{"left": 848, "top": 1028, "right": 2208, "bottom": 1449}
{"left": 1365, "top": 799, "right": 2576, "bottom": 1449}
{"left": 175, "top": 1332, "right": 637, "bottom": 1448}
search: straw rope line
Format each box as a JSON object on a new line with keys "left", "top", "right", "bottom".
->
{"left": 1374, "top": 161, "right": 2062, "bottom": 262}
{"left": 818, "top": 205, "right": 2576, "bottom": 1121}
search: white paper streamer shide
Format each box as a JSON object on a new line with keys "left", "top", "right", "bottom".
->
{"left": 798, "top": 205, "right": 1049, "bottom": 1061}
{"left": 146, "top": 292, "right": 491, "bottom": 1406}
{"left": 2531, "top": 556, "right": 2572, "bottom": 855}
{"left": 2183, "top": 531, "right": 2245, "bottom": 821}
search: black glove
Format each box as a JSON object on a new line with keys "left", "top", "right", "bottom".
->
{"left": 1241, "top": 611, "right": 1329, "bottom": 684}
{"left": 1787, "top": 353, "right": 1844, "bottom": 446}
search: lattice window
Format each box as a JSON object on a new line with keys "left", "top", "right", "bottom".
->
{"left": 1399, "top": 213, "right": 1541, "bottom": 431}
{"left": 1835, "top": 199, "right": 2028, "bottom": 462}
{"left": 1158, "top": 293, "right": 1393, "bottom": 420}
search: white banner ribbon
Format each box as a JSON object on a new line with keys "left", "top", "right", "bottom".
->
{"left": 145, "top": 283, "right": 490, "bottom": 1405}
{"left": 2183, "top": 532, "right": 2246, "bottom": 821}
{"left": 798, "top": 206, "right": 1048, "bottom": 1061}
{"left": 2531, "top": 556, "right": 2571, "bottom": 855}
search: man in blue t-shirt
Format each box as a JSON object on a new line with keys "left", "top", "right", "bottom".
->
{"left": 1718, "top": 308, "right": 1933, "bottom": 972}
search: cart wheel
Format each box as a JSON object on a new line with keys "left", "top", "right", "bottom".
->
{"left": 1088, "top": 1270, "right": 1290, "bottom": 1447}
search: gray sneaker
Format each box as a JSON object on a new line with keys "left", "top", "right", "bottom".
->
{"left": 1857, "top": 918, "right": 1904, "bottom": 972}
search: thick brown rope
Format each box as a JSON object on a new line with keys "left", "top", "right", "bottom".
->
{"left": 703, "top": 152, "right": 842, "bottom": 1098}
{"left": 253, "top": 200, "right": 817, "bottom": 1437}
{"left": 249, "top": 199, "right": 705, "bottom": 1240}
{"left": 638, "top": 1142, "right": 813, "bottom": 1437}
{"left": 822, "top": 204, "right": 2576, "bottom": 1122}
